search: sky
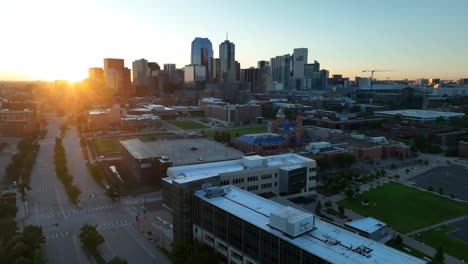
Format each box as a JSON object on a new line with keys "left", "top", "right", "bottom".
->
{"left": 1, "top": 0, "right": 467, "bottom": 81}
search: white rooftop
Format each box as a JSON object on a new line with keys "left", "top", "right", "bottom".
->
{"left": 345, "top": 217, "right": 387, "bottom": 234}
{"left": 163, "top": 153, "right": 313, "bottom": 184}
{"left": 374, "top": 109, "right": 465, "bottom": 120}
{"left": 195, "top": 186, "right": 426, "bottom": 264}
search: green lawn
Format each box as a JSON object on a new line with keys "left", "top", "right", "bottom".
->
{"left": 205, "top": 127, "right": 268, "bottom": 139}
{"left": 92, "top": 135, "right": 155, "bottom": 154}
{"left": 167, "top": 120, "right": 208, "bottom": 130}
{"left": 412, "top": 225, "right": 468, "bottom": 262}
{"left": 338, "top": 182, "right": 468, "bottom": 233}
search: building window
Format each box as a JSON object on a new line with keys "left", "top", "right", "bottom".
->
{"left": 308, "top": 187, "right": 316, "bottom": 192}
{"left": 309, "top": 167, "right": 317, "bottom": 172}
{"left": 247, "top": 185, "right": 259, "bottom": 191}
{"left": 247, "top": 176, "right": 259, "bottom": 182}
{"left": 308, "top": 176, "right": 316, "bottom": 181}
{"left": 274, "top": 182, "right": 277, "bottom": 187}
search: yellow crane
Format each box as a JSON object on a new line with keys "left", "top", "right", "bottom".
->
{"left": 362, "top": 69, "right": 396, "bottom": 104}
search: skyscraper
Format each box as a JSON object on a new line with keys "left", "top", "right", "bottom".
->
{"left": 191, "top": 37, "right": 213, "bottom": 81}
{"left": 164, "top": 64, "right": 176, "bottom": 73}
{"left": 212, "top": 58, "right": 220, "bottom": 82}
{"left": 104, "top": 58, "right": 126, "bottom": 93}
{"left": 219, "top": 40, "right": 236, "bottom": 83}
{"left": 271, "top": 55, "right": 291, "bottom": 90}
{"left": 292, "top": 48, "right": 308, "bottom": 90}
{"left": 258, "top": 60, "right": 272, "bottom": 92}
{"left": 132, "top": 58, "right": 149, "bottom": 87}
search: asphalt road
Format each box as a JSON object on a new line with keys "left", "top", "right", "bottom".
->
{"left": 24, "top": 118, "right": 170, "bottom": 264}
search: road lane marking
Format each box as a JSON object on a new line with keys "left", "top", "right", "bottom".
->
{"left": 124, "top": 226, "right": 156, "bottom": 259}
{"left": 54, "top": 184, "right": 66, "bottom": 218}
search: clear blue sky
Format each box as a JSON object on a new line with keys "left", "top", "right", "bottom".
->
{"left": 1, "top": 0, "right": 467, "bottom": 81}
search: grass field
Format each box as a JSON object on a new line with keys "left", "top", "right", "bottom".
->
{"left": 205, "top": 127, "right": 268, "bottom": 139}
{"left": 92, "top": 135, "right": 155, "bottom": 154}
{"left": 412, "top": 225, "right": 468, "bottom": 262}
{"left": 338, "top": 182, "right": 468, "bottom": 233}
{"left": 167, "top": 120, "right": 208, "bottom": 130}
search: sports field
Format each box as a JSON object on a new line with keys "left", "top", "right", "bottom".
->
{"left": 92, "top": 135, "right": 155, "bottom": 154}
{"left": 338, "top": 182, "right": 468, "bottom": 233}
{"left": 412, "top": 225, "right": 468, "bottom": 262}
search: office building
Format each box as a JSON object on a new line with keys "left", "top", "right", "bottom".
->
{"left": 304, "top": 62, "right": 327, "bottom": 89}
{"left": 162, "top": 153, "right": 317, "bottom": 240}
{"left": 192, "top": 185, "right": 426, "bottom": 264}
{"left": 205, "top": 103, "right": 262, "bottom": 126}
{"left": 213, "top": 58, "right": 220, "bottom": 81}
{"left": 132, "top": 58, "right": 149, "bottom": 87}
{"left": 235, "top": 61, "right": 241, "bottom": 81}
{"left": 258, "top": 60, "right": 272, "bottom": 92}
{"left": 219, "top": 40, "right": 236, "bottom": 83}
{"left": 104, "top": 58, "right": 124, "bottom": 91}
{"left": 241, "top": 67, "right": 261, "bottom": 93}
{"left": 184, "top": 64, "right": 207, "bottom": 83}
{"left": 292, "top": 48, "right": 308, "bottom": 90}
{"left": 103, "top": 58, "right": 132, "bottom": 96}
{"left": 191, "top": 37, "right": 213, "bottom": 81}
{"left": 271, "top": 55, "right": 291, "bottom": 90}
{"left": 88, "top": 67, "right": 104, "bottom": 83}
{"left": 164, "top": 64, "right": 176, "bottom": 73}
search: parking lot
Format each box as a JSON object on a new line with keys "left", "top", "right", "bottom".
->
{"left": 450, "top": 218, "right": 468, "bottom": 243}
{"left": 410, "top": 164, "right": 468, "bottom": 202}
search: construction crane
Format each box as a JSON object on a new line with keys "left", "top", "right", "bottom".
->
{"left": 362, "top": 70, "right": 396, "bottom": 104}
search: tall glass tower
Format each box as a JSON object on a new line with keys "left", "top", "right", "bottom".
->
{"left": 219, "top": 40, "right": 236, "bottom": 83}
{"left": 191, "top": 37, "right": 213, "bottom": 81}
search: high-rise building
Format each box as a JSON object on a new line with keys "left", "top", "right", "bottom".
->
{"left": 292, "top": 48, "right": 308, "bottom": 90}
{"left": 219, "top": 40, "right": 236, "bottom": 83}
{"left": 104, "top": 58, "right": 131, "bottom": 95}
{"left": 121, "top": 67, "right": 133, "bottom": 96}
{"left": 271, "top": 55, "right": 291, "bottom": 90}
{"left": 258, "top": 61, "right": 272, "bottom": 92}
{"left": 191, "top": 37, "right": 213, "bottom": 81}
{"left": 184, "top": 64, "right": 207, "bottom": 83}
{"left": 304, "top": 61, "right": 327, "bottom": 89}
{"left": 88, "top": 68, "right": 104, "bottom": 82}
{"left": 213, "top": 58, "right": 220, "bottom": 82}
{"left": 164, "top": 64, "right": 176, "bottom": 73}
{"left": 132, "top": 59, "right": 149, "bottom": 87}
{"left": 235, "top": 61, "right": 241, "bottom": 81}
{"left": 241, "top": 67, "right": 261, "bottom": 93}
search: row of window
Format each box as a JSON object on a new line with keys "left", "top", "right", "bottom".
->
{"left": 261, "top": 174, "right": 272, "bottom": 180}
{"left": 308, "top": 176, "right": 316, "bottom": 181}
{"left": 247, "top": 176, "right": 258, "bottom": 182}
{"left": 232, "top": 178, "right": 244, "bottom": 184}
{"left": 247, "top": 185, "right": 258, "bottom": 191}
{"left": 308, "top": 187, "right": 316, "bottom": 192}
{"left": 308, "top": 167, "right": 317, "bottom": 172}
{"left": 261, "top": 183, "right": 272, "bottom": 189}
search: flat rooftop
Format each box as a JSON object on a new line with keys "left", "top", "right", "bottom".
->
{"left": 145, "top": 138, "right": 244, "bottom": 167}
{"left": 163, "top": 153, "right": 313, "bottom": 184}
{"left": 195, "top": 186, "right": 426, "bottom": 264}
{"left": 119, "top": 139, "right": 159, "bottom": 160}
{"left": 345, "top": 217, "right": 387, "bottom": 234}
{"left": 374, "top": 109, "right": 465, "bottom": 120}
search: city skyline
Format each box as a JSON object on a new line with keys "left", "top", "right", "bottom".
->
{"left": 1, "top": 0, "right": 467, "bottom": 81}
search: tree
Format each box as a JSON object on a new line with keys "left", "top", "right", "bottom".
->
{"left": 394, "top": 234, "right": 403, "bottom": 245}
{"left": 22, "top": 226, "right": 45, "bottom": 249}
{"left": 315, "top": 200, "right": 322, "bottom": 214}
{"left": 345, "top": 188, "right": 355, "bottom": 198}
{"left": 438, "top": 187, "right": 444, "bottom": 195}
{"left": 431, "top": 245, "right": 445, "bottom": 264}
{"left": 334, "top": 153, "right": 356, "bottom": 168}
{"left": 79, "top": 224, "right": 104, "bottom": 251}
{"left": 338, "top": 205, "right": 345, "bottom": 215}
{"left": 427, "top": 186, "right": 434, "bottom": 192}
{"left": 324, "top": 200, "right": 332, "bottom": 209}
{"left": 315, "top": 156, "right": 331, "bottom": 170}
{"left": 0, "top": 218, "right": 17, "bottom": 243}
{"left": 171, "top": 240, "right": 219, "bottom": 264}
{"left": 107, "top": 256, "right": 128, "bottom": 264}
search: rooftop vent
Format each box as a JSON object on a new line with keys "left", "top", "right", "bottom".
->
{"left": 269, "top": 206, "right": 316, "bottom": 237}
{"left": 205, "top": 186, "right": 231, "bottom": 199}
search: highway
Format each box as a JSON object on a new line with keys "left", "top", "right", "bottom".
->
{"left": 24, "top": 118, "right": 170, "bottom": 264}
